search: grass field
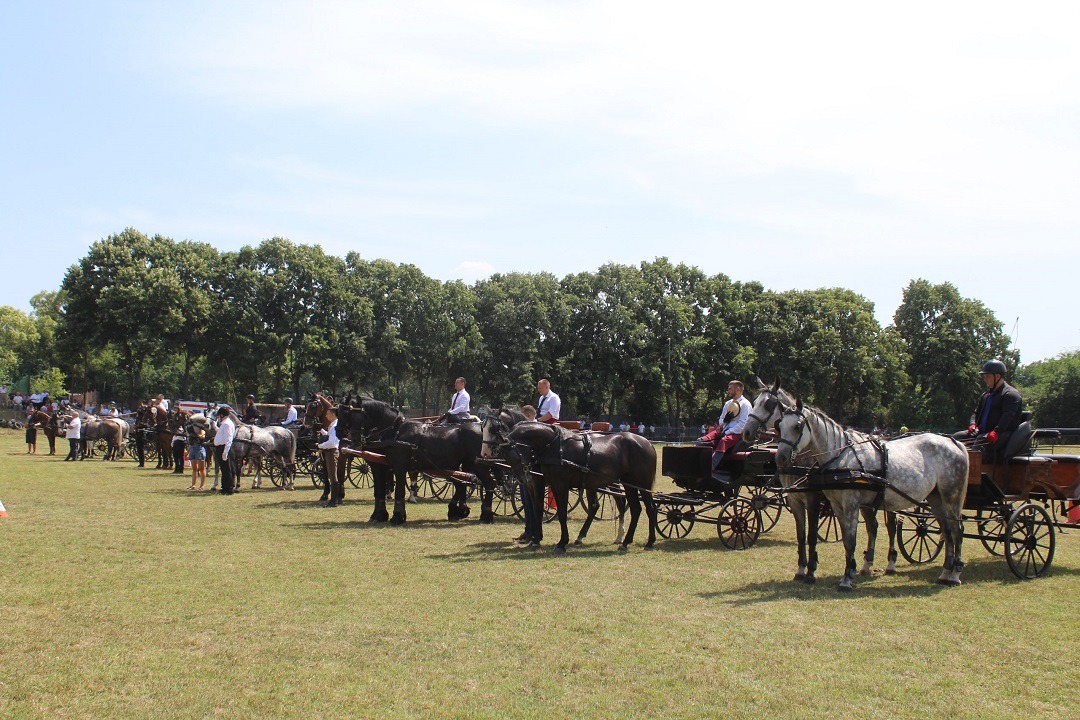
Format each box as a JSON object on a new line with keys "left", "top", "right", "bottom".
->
{"left": 1, "top": 430, "right": 1077, "bottom": 719}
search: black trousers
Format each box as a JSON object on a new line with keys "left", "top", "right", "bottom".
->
{"left": 172, "top": 439, "right": 186, "bottom": 471}
{"left": 135, "top": 430, "right": 146, "bottom": 465}
{"left": 214, "top": 445, "right": 234, "bottom": 494}
{"left": 65, "top": 438, "right": 80, "bottom": 460}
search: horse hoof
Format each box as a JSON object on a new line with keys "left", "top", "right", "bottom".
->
{"left": 837, "top": 582, "right": 853, "bottom": 593}
{"left": 479, "top": 510, "right": 494, "bottom": 524}
{"left": 860, "top": 568, "right": 874, "bottom": 577}
{"left": 617, "top": 545, "right": 628, "bottom": 554}
{"left": 552, "top": 545, "right": 567, "bottom": 555}
{"left": 643, "top": 543, "right": 656, "bottom": 551}
{"left": 793, "top": 573, "right": 807, "bottom": 583}
{"left": 885, "top": 567, "right": 897, "bottom": 576}
{"left": 936, "top": 577, "right": 961, "bottom": 586}
{"left": 390, "top": 512, "right": 406, "bottom": 525}
{"left": 573, "top": 538, "right": 583, "bottom": 546}
{"left": 369, "top": 510, "right": 389, "bottom": 523}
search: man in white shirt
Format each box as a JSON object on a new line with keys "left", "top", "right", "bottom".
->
{"left": 317, "top": 406, "right": 343, "bottom": 507}
{"left": 64, "top": 412, "right": 82, "bottom": 461}
{"left": 213, "top": 406, "right": 236, "bottom": 494}
{"left": 438, "top": 378, "right": 472, "bottom": 424}
{"left": 279, "top": 398, "right": 298, "bottom": 426}
{"left": 536, "top": 379, "right": 561, "bottom": 424}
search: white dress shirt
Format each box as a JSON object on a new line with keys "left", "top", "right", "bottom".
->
{"left": 65, "top": 415, "right": 81, "bottom": 439}
{"left": 282, "top": 406, "right": 298, "bottom": 424}
{"left": 537, "top": 391, "right": 561, "bottom": 421}
{"left": 448, "top": 389, "right": 471, "bottom": 417}
{"left": 214, "top": 416, "right": 235, "bottom": 455}
{"left": 318, "top": 419, "right": 340, "bottom": 450}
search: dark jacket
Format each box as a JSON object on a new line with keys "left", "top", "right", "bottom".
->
{"left": 969, "top": 382, "right": 1023, "bottom": 434}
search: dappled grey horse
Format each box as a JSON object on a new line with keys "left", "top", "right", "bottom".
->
{"left": 775, "top": 398, "right": 968, "bottom": 590}
{"left": 224, "top": 411, "right": 297, "bottom": 490}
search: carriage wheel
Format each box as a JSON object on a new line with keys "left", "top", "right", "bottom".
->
{"left": 541, "top": 486, "right": 582, "bottom": 523}
{"left": 896, "top": 512, "right": 944, "bottom": 564}
{"left": 1004, "top": 503, "right": 1055, "bottom": 580}
{"left": 310, "top": 456, "right": 325, "bottom": 488}
{"left": 716, "top": 497, "right": 762, "bottom": 550}
{"left": 347, "top": 458, "right": 373, "bottom": 489}
{"left": 509, "top": 476, "right": 529, "bottom": 520}
{"left": 492, "top": 476, "right": 518, "bottom": 516}
{"left": 294, "top": 454, "right": 313, "bottom": 478}
{"left": 267, "top": 458, "right": 283, "bottom": 488}
{"left": 428, "top": 475, "right": 456, "bottom": 500}
{"left": 144, "top": 443, "right": 158, "bottom": 461}
{"left": 977, "top": 509, "right": 1008, "bottom": 556}
{"left": 656, "top": 503, "right": 696, "bottom": 539}
{"left": 747, "top": 485, "right": 783, "bottom": 533}
{"left": 815, "top": 500, "right": 842, "bottom": 543}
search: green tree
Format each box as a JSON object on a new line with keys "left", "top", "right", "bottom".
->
{"left": 1013, "top": 351, "right": 1080, "bottom": 427}
{"left": 0, "top": 306, "right": 40, "bottom": 383}
{"left": 892, "top": 279, "right": 1016, "bottom": 429}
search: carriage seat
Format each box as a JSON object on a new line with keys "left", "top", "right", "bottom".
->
{"left": 999, "top": 421, "right": 1034, "bottom": 462}
{"left": 590, "top": 422, "right": 611, "bottom": 432}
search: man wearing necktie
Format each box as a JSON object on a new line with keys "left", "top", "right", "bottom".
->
{"left": 438, "top": 377, "right": 472, "bottom": 424}
{"left": 536, "top": 379, "right": 561, "bottom": 424}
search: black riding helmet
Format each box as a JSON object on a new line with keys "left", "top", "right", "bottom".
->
{"left": 980, "top": 359, "right": 1007, "bottom": 375}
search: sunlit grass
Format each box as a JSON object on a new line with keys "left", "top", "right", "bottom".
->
{"left": 1, "top": 430, "right": 1077, "bottom": 719}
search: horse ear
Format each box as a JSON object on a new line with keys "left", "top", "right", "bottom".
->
{"left": 771, "top": 378, "right": 781, "bottom": 393}
{"left": 795, "top": 396, "right": 803, "bottom": 412}
{"left": 753, "top": 375, "right": 766, "bottom": 391}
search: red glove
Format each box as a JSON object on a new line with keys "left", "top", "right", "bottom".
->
{"left": 986, "top": 430, "right": 998, "bottom": 445}
{"left": 968, "top": 424, "right": 978, "bottom": 436}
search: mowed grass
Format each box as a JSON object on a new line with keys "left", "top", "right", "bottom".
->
{"left": 1, "top": 431, "right": 1077, "bottom": 720}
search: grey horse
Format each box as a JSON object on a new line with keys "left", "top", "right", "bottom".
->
{"left": 225, "top": 411, "right": 297, "bottom": 490}
{"left": 775, "top": 396, "right": 968, "bottom": 590}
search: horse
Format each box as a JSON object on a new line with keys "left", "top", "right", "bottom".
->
{"left": 481, "top": 405, "right": 629, "bottom": 546}
{"left": 26, "top": 408, "right": 60, "bottom": 455}
{"left": 225, "top": 410, "right": 297, "bottom": 490}
{"left": 744, "top": 381, "right": 911, "bottom": 584}
{"left": 774, "top": 396, "right": 968, "bottom": 590}
{"left": 146, "top": 404, "right": 174, "bottom": 469}
{"left": 100, "top": 416, "right": 129, "bottom": 460}
{"left": 167, "top": 408, "right": 192, "bottom": 473}
{"left": 483, "top": 421, "right": 658, "bottom": 554}
{"left": 334, "top": 396, "right": 496, "bottom": 525}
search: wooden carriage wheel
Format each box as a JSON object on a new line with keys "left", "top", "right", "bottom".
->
{"left": 896, "top": 512, "right": 944, "bottom": 564}
{"left": 716, "top": 497, "right": 762, "bottom": 550}
{"left": 656, "top": 503, "right": 695, "bottom": 539}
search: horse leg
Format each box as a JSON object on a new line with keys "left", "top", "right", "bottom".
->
{"left": 833, "top": 497, "right": 861, "bottom": 592}
{"left": 860, "top": 508, "right": 879, "bottom": 576}
{"left": 619, "top": 487, "right": 642, "bottom": 552}
{"left": 369, "top": 466, "right": 390, "bottom": 522}
{"left": 641, "top": 489, "right": 657, "bottom": 549}
{"left": 478, "top": 471, "right": 495, "bottom": 524}
{"left": 927, "top": 491, "right": 963, "bottom": 585}
{"left": 885, "top": 511, "right": 898, "bottom": 575}
{"left": 613, "top": 495, "right": 627, "bottom": 545}
{"left": 805, "top": 494, "right": 821, "bottom": 584}
{"left": 790, "top": 494, "right": 810, "bottom": 582}
{"left": 407, "top": 470, "right": 420, "bottom": 504}
{"left": 447, "top": 482, "right": 470, "bottom": 521}
{"left": 574, "top": 486, "right": 600, "bottom": 545}
{"left": 552, "top": 482, "right": 571, "bottom": 553}
{"left": 390, "top": 467, "right": 408, "bottom": 525}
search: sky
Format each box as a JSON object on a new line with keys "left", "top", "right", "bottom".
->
{"left": 2, "top": 1, "right": 1078, "bottom": 363}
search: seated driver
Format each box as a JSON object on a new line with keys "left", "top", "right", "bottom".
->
{"left": 697, "top": 380, "right": 752, "bottom": 486}
{"left": 959, "top": 359, "right": 1023, "bottom": 462}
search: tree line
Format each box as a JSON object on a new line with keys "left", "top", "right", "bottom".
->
{"left": 5, "top": 227, "right": 1068, "bottom": 430}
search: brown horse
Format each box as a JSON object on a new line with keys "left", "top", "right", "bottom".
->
{"left": 26, "top": 408, "right": 60, "bottom": 455}
{"left": 146, "top": 404, "right": 174, "bottom": 469}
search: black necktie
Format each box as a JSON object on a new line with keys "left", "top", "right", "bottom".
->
{"left": 538, "top": 396, "right": 545, "bottom": 413}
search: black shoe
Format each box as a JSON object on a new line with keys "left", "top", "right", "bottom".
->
{"left": 514, "top": 532, "right": 530, "bottom": 543}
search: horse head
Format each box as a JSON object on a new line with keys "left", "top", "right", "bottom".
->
{"left": 743, "top": 378, "right": 797, "bottom": 444}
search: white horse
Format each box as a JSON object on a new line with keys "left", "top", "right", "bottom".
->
{"left": 226, "top": 412, "right": 297, "bottom": 490}
{"left": 775, "top": 397, "right": 968, "bottom": 591}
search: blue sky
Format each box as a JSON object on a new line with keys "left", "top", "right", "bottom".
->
{"left": 2, "top": 1, "right": 1078, "bottom": 362}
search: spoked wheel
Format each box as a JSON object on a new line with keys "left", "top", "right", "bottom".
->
{"left": 509, "top": 475, "right": 531, "bottom": 520}
{"left": 896, "top": 512, "right": 944, "bottom": 564}
{"left": 267, "top": 458, "right": 284, "bottom": 488}
{"left": 977, "top": 509, "right": 1008, "bottom": 556}
{"left": 491, "top": 477, "right": 519, "bottom": 516}
{"left": 428, "top": 475, "right": 457, "bottom": 500}
{"left": 541, "top": 486, "right": 582, "bottom": 523}
{"left": 94, "top": 438, "right": 108, "bottom": 457}
{"left": 310, "top": 456, "right": 325, "bottom": 488}
{"left": 716, "top": 497, "right": 762, "bottom": 550}
{"left": 747, "top": 485, "right": 783, "bottom": 533}
{"left": 815, "top": 500, "right": 841, "bottom": 543}
{"left": 294, "top": 453, "right": 314, "bottom": 478}
{"left": 1004, "top": 503, "right": 1055, "bottom": 580}
{"left": 346, "top": 457, "right": 372, "bottom": 489}
{"left": 656, "top": 503, "right": 696, "bottom": 539}
{"left": 144, "top": 443, "right": 159, "bottom": 462}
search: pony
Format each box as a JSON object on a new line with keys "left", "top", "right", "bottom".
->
{"left": 483, "top": 421, "right": 657, "bottom": 554}
{"left": 774, "top": 396, "right": 968, "bottom": 590}
{"left": 481, "top": 405, "right": 629, "bottom": 546}
{"left": 334, "top": 396, "right": 496, "bottom": 525}
{"left": 225, "top": 409, "right": 297, "bottom": 490}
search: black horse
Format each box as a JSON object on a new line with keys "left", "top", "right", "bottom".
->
{"left": 484, "top": 421, "right": 658, "bottom": 553}
{"left": 335, "top": 397, "right": 496, "bottom": 525}
{"left": 481, "top": 405, "right": 630, "bottom": 546}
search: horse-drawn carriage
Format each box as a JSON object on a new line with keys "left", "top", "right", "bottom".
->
{"left": 894, "top": 422, "right": 1080, "bottom": 579}
{"left": 657, "top": 443, "right": 782, "bottom": 549}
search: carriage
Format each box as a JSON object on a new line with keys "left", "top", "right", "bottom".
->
{"left": 894, "top": 422, "right": 1080, "bottom": 579}
{"left": 656, "top": 443, "right": 783, "bottom": 549}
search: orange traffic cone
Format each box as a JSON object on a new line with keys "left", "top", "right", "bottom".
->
{"left": 0, "top": 498, "right": 7, "bottom": 518}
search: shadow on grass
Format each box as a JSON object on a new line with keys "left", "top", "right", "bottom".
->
{"left": 285, "top": 517, "right": 482, "bottom": 531}
{"left": 428, "top": 537, "right": 671, "bottom": 562}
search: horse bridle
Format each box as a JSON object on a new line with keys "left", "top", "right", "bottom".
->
{"left": 777, "top": 406, "right": 811, "bottom": 465}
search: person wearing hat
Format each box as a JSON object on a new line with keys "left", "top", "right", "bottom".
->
{"left": 279, "top": 397, "right": 298, "bottom": 426}
{"left": 242, "top": 394, "right": 261, "bottom": 425}
{"left": 962, "top": 359, "right": 1023, "bottom": 462}
{"left": 213, "top": 406, "right": 237, "bottom": 494}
